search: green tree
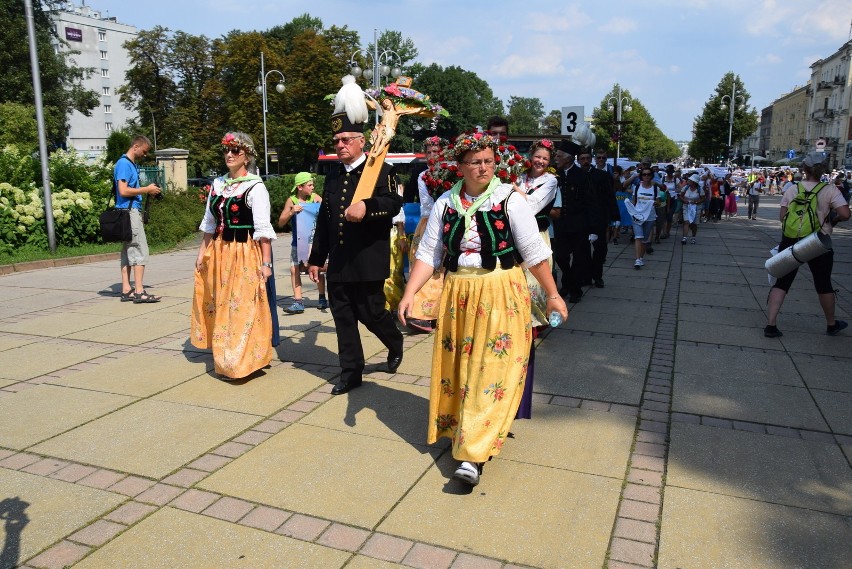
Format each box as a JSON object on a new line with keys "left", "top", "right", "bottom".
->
{"left": 410, "top": 64, "right": 503, "bottom": 140}
{"left": 592, "top": 84, "right": 680, "bottom": 162}
{"left": 0, "top": 0, "right": 98, "bottom": 146}
{"left": 689, "top": 72, "right": 759, "bottom": 162}
{"left": 276, "top": 30, "right": 341, "bottom": 171}
{"left": 542, "top": 109, "right": 562, "bottom": 136}
{"left": 264, "top": 13, "right": 323, "bottom": 54}
{"left": 105, "top": 130, "right": 132, "bottom": 164}
{"left": 507, "top": 96, "right": 544, "bottom": 135}
{"left": 0, "top": 102, "right": 39, "bottom": 153}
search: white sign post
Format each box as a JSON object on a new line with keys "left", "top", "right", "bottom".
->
{"left": 561, "top": 106, "right": 584, "bottom": 137}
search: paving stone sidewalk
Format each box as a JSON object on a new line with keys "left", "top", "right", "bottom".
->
{"left": 0, "top": 196, "right": 850, "bottom": 568}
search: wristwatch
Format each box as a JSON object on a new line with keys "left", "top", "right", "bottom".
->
{"left": 261, "top": 262, "right": 273, "bottom": 268}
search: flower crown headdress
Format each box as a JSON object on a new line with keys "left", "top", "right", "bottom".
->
{"left": 450, "top": 132, "right": 526, "bottom": 184}
{"left": 221, "top": 132, "right": 257, "bottom": 157}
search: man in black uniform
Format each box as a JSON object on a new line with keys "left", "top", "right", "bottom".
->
{"left": 578, "top": 147, "right": 619, "bottom": 288}
{"left": 308, "top": 112, "right": 404, "bottom": 395}
{"left": 552, "top": 139, "right": 591, "bottom": 303}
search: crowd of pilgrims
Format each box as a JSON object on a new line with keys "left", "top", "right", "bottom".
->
{"left": 186, "top": 117, "right": 850, "bottom": 487}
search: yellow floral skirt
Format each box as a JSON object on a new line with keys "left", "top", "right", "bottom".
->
{"left": 428, "top": 265, "right": 532, "bottom": 462}
{"left": 408, "top": 220, "right": 443, "bottom": 320}
{"left": 384, "top": 225, "right": 406, "bottom": 311}
{"left": 191, "top": 238, "right": 273, "bottom": 378}
{"left": 523, "top": 231, "right": 553, "bottom": 328}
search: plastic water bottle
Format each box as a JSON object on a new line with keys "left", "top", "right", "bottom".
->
{"left": 549, "top": 311, "right": 563, "bottom": 327}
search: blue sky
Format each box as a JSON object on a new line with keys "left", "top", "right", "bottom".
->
{"left": 86, "top": 0, "right": 851, "bottom": 141}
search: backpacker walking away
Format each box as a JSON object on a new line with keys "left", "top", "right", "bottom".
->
{"left": 764, "top": 152, "right": 850, "bottom": 338}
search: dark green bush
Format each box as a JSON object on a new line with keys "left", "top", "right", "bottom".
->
{"left": 143, "top": 190, "right": 207, "bottom": 248}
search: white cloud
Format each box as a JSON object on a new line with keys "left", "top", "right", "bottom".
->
{"left": 523, "top": 4, "right": 593, "bottom": 32}
{"left": 599, "top": 18, "right": 637, "bottom": 34}
{"left": 751, "top": 53, "right": 783, "bottom": 65}
{"left": 670, "top": 65, "right": 681, "bottom": 74}
{"left": 489, "top": 53, "right": 567, "bottom": 79}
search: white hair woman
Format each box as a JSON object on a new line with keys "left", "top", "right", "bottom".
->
{"left": 191, "top": 132, "right": 278, "bottom": 378}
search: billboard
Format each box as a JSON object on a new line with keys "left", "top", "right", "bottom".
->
{"left": 65, "top": 27, "right": 82, "bottom": 42}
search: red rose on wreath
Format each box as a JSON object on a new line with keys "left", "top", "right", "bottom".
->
{"left": 494, "top": 220, "right": 504, "bottom": 230}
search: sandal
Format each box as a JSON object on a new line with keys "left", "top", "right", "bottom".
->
{"left": 133, "top": 291, "right": 161, "bottom": 304}
{"left": 120, "top": 290, "right": 134, "bottom": 302}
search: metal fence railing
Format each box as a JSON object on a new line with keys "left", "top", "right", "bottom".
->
{"left": 138, "top": 165, "right": 165, "bottom": 191}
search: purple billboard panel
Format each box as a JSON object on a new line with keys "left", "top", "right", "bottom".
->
{"left": 65, "top": 27, "right": 82, "bottom": 41}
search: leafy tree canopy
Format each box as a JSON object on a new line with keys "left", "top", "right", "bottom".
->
{"left": 688, "top": 72, "right": 759, "bottom": 162}
{"left": 507, "top": 96, "right": 544, "bottom": 135}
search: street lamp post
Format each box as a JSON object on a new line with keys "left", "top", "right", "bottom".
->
{"left": 607, "top": 86, "right": 632, "bottom": 167}
{"left": 349, "top": 29, "right": 403, "bottom": 124}
{"left": 720, "top": 82, "right": 744, "bottom": 166}
{"left": 255, "top": 51, "right": 285, "bottom": 176}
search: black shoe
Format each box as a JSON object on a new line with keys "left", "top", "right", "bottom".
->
{"left": 827, "top": 320, "right": 848, "bottom": 336}
{"left": 387, "top": 354, "right": 403, "bottom": 373}
{"left": 568, "top": 294, "right": 582, "bottom": 303}
{"left": 763, "top": 325, "right": 783, "bottom": 338}
{"left": 646, "top": 246, "right": 654, "bottom": 254}
{"left": 594, "top": 279, "right": 605, "bottom": 288}
{"left": 331, "top": 378, "right": 363, "bottom": 395}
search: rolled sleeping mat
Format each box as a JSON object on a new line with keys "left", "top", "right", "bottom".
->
{"left": 765, "top": 233, "right": 832, "bottom": 278}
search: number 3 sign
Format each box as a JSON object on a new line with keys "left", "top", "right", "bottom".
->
{"left": 561, "top": 106, "right": 584, "bottom": 136}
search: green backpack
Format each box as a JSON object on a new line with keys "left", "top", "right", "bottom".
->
{"left": 782, "top": 182, "right": 827, "bottom": 239}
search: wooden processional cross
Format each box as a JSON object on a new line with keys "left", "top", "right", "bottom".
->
{"left": 351, "top": 79, "right": 439, "bottom": 203}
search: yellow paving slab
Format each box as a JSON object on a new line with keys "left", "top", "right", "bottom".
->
{"left": 276, "top": 322, "right": 385, "bottom": 367}
{"left": 0, "top": 311, "right": 122, "bottom": 337}
{"left": 658, "top": 487, "right": 852, "bottom": 569}
{"left": 64, "top": 312, "right": 190, "bottom": 345}
{"left": 301, "top": 379, "right": 431, "bottom": 444}
{"left": 147, "top": 281, "right": 196, "bottom": 299}
{"left": 379, "top": 455, "right": 622, "bottom": 569}
{"left": 498, "top": 405, "right": 634, "bottom": 478}
{"left": 0, "top": 341, "right": 119, "bottom": 380}
{"left": 672, "top": 373, "right": 828, "bottom": 430}
{"left": 32, "top": 399, "right": 257, "bottom": 478}
{"left": 668, "top": 423, "right": 852, "bottom": 515}
{"left": 0, "top": 284, "right": 43, "bottom": 301}
{"left": 73, "top": 507, "right": 349, "bottom": 569}
{"left": 0, "top": 378, "right": 18, "bottom": 388}
{"left": 0, "top": 384, "right": 136, "bottom": 449}
{"left": 200, "top": 423, "right": 440, "bottom": 528}
{"left": 0, "top": 334, "right": 39, "bottom": 353}
{"left": 0, "top": 469, "right": 125, "bottom": 566}
{"left": 65, "top": 296, "right": 187, "bottom": 317}
{"left": 154, "top": 366, "right": 322, "bottom": 415}
{"left": 0, "top": 289, "right": 94, "bottom": 317}
{"left": 47, "top": 352, "right": 210, "bottom": 397}
{"left": 392, "top": 339, "right": 434, "bottom": 376}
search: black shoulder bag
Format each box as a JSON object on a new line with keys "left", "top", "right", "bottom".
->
{"left": 99, "top": 157, "right": 132, "bottom": 242}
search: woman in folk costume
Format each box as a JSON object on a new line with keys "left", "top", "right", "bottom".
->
{"left": 191, "top": 132, "right": 278, "bottom": 379}
{"left": 398, "top": 132, "right": 568, "bottom": 486}
{"left": 513, "top": 138, "right": 558, "bottom": 420}
{"left": 383, "top": 181, "right": 408, "bottom": 310}
{"left": 405, "top": 136, "right": 448, "bottom": 333}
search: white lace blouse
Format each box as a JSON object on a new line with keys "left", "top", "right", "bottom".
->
{"left": 415, "top": 183, "right": 551, "bottom": 270}
{"left": 199, "top": 177, "right": 277, "bottom": 241}
{"left": 518, "top": 172, "right": 557, "bottom": 214}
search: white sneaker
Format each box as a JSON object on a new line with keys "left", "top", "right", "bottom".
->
{"left": 453, "top": 461, "right": 480, "bottom": 486}
{"left": 634, "top": 259, "right": 643, "bottom": 269}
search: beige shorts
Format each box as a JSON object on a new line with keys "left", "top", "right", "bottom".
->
{"left": 121, "top": 209, "right": 149, "bottom": 266}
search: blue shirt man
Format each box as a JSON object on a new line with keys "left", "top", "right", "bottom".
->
{"left": 115, "top": 135, "right": 162, "bottom": 303}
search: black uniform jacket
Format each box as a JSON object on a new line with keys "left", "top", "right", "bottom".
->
{"left": 554, "top": 165, "right": 591, "bottom": 236}
{"left": 308, "top": 159, "right": 401, "bottom": 282}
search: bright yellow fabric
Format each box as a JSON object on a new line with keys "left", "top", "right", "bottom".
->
{"left": 384, "top": 225, "right": 406, "bottom": 311}
{"left": 428, "top": 265, "right": 532, "bottom": 462}
{"left": 407, "top": 220, "right": 444, "bottom": 320}
{"left": 191, "top": 238, "right": 273, "bottom": 378}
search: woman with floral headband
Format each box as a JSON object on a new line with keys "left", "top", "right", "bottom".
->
{"left": 191, "top": 132, "right": 278, "bottom": 379}
{"left": 398, "top": 132, "right": 568, "bottom": 486}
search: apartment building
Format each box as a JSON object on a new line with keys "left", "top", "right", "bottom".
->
{"left": 49, "top": 2, "right": 138, "bottom": 158}
{"left": 806, "top": 39, "right": 851, "bottom": 169}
